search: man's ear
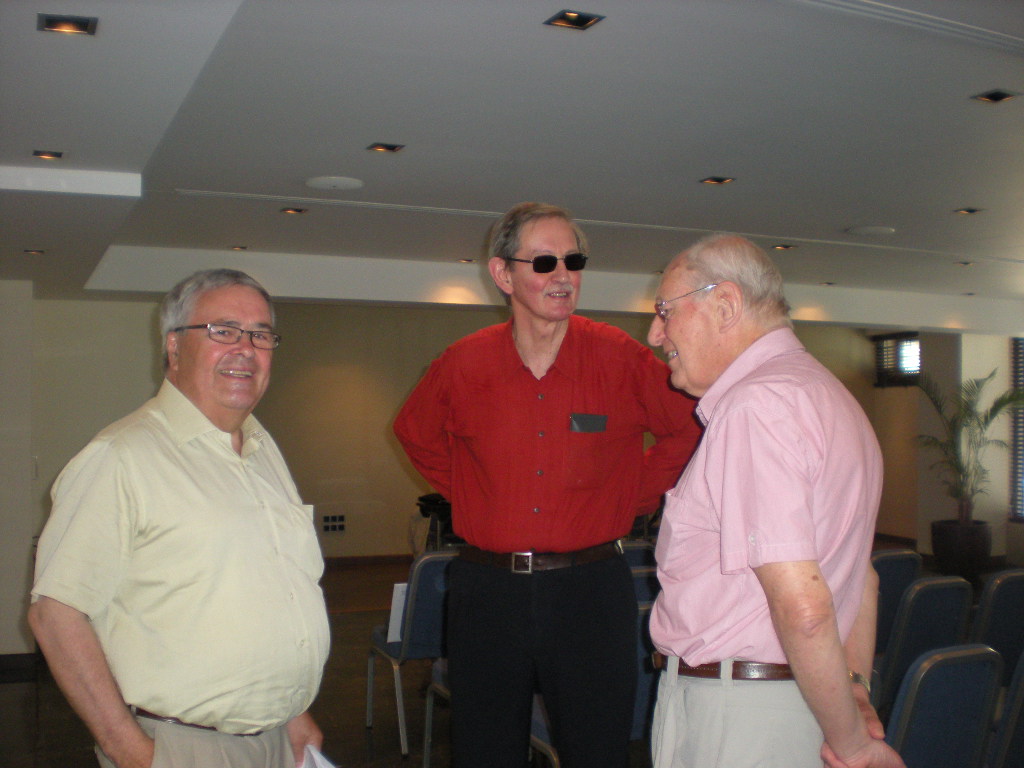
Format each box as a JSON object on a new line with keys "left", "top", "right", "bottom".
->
{"left": 488, "top": 257, "right": 514, "bottom": 297}
{"left": 165, "top": 332, "right": 180, "bottom": 371}
{"left": 713, "top": 281, "right": 744, "bottom": 331}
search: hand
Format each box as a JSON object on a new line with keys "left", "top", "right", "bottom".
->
{"left": 286, "top": 711, "right": 323, "bottom": 767}
{"left": 852, "top": 685, "right": 885, "bottom": 741}
{"left": 821, "top": 738, "right": 906, "bottom": 768}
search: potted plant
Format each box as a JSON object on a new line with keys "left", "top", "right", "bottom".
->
{"left": 917, "top": 369, "right": 1024, "bottom": 582}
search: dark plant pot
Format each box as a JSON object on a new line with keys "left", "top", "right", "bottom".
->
{"left": 930, "top": 519, "right": 992, "bottom": 585}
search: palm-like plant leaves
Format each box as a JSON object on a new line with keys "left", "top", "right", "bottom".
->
{"left": 918, "top": 369, "right": 1024, "bottom": 524}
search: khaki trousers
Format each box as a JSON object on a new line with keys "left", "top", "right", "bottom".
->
{"left": 651, "top": 657, "right": 825, "bottom": 768}
{"left": 95, "top": 715, "right": 292, "bottom": 768}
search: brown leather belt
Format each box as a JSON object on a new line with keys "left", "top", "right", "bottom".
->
{"left": 651, "top": 652, "right": 793, "bottom": 681}
{"left": 131, "top": 706, "right": 263, "bottom": 736}
{"left": 458, "top": 541, "right": 620, "bottom": 573}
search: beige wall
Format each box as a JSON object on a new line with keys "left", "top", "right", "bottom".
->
{"left": 27, "top": 297, "right": 917, "bottom": 561}
{"left": 1, "top": 282, "right": 35, "bottom": 653}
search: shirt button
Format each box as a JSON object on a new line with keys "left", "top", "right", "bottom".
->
{"left": 536, "top": 469, "right": 544, "bottom": 476}
{"left": 533, "top": 507, "right": 541, "bottom": 514}
{"left": 537, "top": 393, "right": 544, "bottom": 400}
{"left": 538, "top": 431, "right": 545, "bottom": 437}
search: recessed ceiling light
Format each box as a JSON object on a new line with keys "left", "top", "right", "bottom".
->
{"left": 972, "top": 89, "right": 1017, "bottom": 104}
{"left": 458, "top": 258, "right": 475, "bottom": 264}
{"left": 962, "top": 292, "right": 976, "bottom": 296}
{"left": 232, "top": 246, "right": 248, "bottom": 251}
{"left": 844, "top": 225, "right": 896, "bottom": 236}
{"left": 820, "top": 281, "right": 836, "bottom": 287}
{"left": 700, "top": 176, "right": 734, "bottom": 185}
{"left": 954, "top": 207, "right": 983, "bottom": 215}
{"left": 280, "top": 207, "right": 307, "bottom": 215}
{"left": 367, "top": 143, "right": 404, "bottom": 153}
{"left": 955, "top": 260, "right": 973, "bottom": 267}
{"left": 33, "top": 149, "right": 63, "bottom": 160}
{"left": 544, "top": 10, "right": 605, "bottom": 30}
{"left": 772, "top": 244, "right": 797, "bottom": 250}
{"left": 23, "top": 249, "right": 45, "bottom": 256}
{"left": 37, "top": 14, "right": 98, "bottom": 35}
{"left": 306, "top": 176, "right": 364, "bottom": 191}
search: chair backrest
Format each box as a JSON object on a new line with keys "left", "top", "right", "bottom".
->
{"left": 398, "top": 550, "right": 457, "bottom": 661}
{"left": 876, "top": 575, "right": 973, "bottom": 718}
{"left": 621, "top": 540, "right": 656, "bottom": 568}
{"left": 871, "top": 548, "right": 923, "bottom": 656}
{"left": 970, "top": 569, "right": 1024, "bottom": 687}
{"left": 885, "top": 644, "right": 1002, "bottom": 768}
{"left": 632, "top": 566, "right": 660, "bottom": 603}
{"left": 989, "top": 655, "right": 1024, "bottom": 768}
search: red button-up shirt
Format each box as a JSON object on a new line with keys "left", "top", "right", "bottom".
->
{"left": 394, "top": 315, "right": 702, "bottom": 552}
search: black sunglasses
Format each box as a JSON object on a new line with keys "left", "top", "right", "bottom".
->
{"left": 506, "top": 252, "right": 588, "bottom": 273}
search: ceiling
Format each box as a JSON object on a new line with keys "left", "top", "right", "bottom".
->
{"left": 2, "top": 0, "right": 1023, "bottom": 306}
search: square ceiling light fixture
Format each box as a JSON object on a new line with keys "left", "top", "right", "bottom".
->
{"left": 37, "top": 14, "right": 98, "bottom": 35}
{"left": 544, "top": 10, "right": 605, "bottom": 30}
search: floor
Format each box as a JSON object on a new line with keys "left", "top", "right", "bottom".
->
{"left": 1, "top": 559, "right": 653, "bottom": 768}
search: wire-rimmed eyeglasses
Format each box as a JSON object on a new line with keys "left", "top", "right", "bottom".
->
{"left": 506, "top": 252, "right": 588, "bottom": 273}
{"left": 654, "top": 284, "right": 717, "bottom": 321}
{"left": 173, "top": 323, "right": 281, "bottom": 350}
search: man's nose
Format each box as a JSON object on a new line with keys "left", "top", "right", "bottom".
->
{"left": 647, "top": 316, "right": 665, "bottom": 347}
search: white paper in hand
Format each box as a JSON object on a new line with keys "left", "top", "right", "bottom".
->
{"left": 301, "top": 744, "right": 337, "bottom": 768}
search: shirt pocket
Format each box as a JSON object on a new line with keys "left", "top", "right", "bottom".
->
{"left": 564, "top": 421, "right": 634, "bottom": 491}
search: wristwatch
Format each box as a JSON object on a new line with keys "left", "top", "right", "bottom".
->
{"left": 849, "top": 670, "right": 871, "bottom": 694}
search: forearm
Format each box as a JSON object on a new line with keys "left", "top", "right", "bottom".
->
{"left": 845, "top": 566, "right": 878, "bottom": 681}
{"left": 285, "top": 710, "right": 322, "bottom": 767}
{"left": 28, "top": 597, "right": 153, "bottom": 768}
{"left": 756, "top": 562, "right": 872, "bottom": 762}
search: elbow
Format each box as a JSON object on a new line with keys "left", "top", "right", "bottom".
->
{"left": 781, "top": 598, "right": 837, "bottom": 641}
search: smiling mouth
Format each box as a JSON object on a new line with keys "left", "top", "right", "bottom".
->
{"left": 220, "top": 368, "right": 254, "bottom": 378}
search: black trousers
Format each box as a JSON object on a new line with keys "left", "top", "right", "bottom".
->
{"left": 447, "top": 554, "right": 638, "bottom": 768}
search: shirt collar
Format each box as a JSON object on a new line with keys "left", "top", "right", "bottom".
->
{"left": 156, "top": 378, "right": 265, "bottom": 454}
{"left": 505, "top": 315, "right": 581, "bottom": 381}
{"left": 695, "top": 326, "right": 803, "bottom": 424}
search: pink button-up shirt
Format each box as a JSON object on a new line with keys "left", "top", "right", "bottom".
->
{"left": 650, "top": 327, "right": 882, "bottom": 665}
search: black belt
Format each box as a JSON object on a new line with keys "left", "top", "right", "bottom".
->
{"left": 131, "top": 706, "right": 263, "bottom": 736}
{"left": 651, "top": 652, "right": 793, "bottom": 681}
{"left": 458, "top": 541, "right": 621, "bottom": 573}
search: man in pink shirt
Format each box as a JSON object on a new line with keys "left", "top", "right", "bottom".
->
{"left": 646, "top": 234, "right": 904, "bottom": 768}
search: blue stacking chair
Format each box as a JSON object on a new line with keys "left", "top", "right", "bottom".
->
{"left": 988, "top": 655, "right": 1024, "bottom": 768}
{"left": 874, "top": 576, "right": 973, "bottom": 721}
{"left": 871, "top": 548, "right": 922, "bottom": 656}
{"left": 971, "top": 569, "right": 1024, "bottom": 688}
{"left": 367, "top": 550, "right": 456, "bottom": 757}
{"left": 621, "top": 539, "right": 656, "bottom": 567}
{"left": 885, "top": 644, "right": 1002, "bottom": 768}
{"left": 632, "top": 565, "right": 660, "bottom": 603}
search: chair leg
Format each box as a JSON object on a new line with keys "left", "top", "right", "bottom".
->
{"left": 423, "top": 685, "right": 435, "bottom": 768}
{"left": 366, "top": 650, "right": 375, "bottom": 728}
{"left": 391, "top": 660, "right": 409, "bottom": 756}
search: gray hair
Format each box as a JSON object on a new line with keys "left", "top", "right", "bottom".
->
{"left": 159, "top": 269, "right": 274, "bottom": 369}
{"left": 488, "top": 201, "right": 589, "bottom": 266}
{"left": 677, "top": 234, "right": 791, "bottom": 326}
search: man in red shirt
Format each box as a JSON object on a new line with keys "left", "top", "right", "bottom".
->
{"left": 394, "top": 202, "right": 701, "bottom": 767}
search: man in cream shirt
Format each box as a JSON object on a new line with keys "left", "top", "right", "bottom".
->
{"left": 29, "top": 269, "right": 329, "bottom": 768}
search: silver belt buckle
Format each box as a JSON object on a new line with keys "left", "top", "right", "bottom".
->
{"left": 511, "top": 551, "right": 534, "bottom": 574}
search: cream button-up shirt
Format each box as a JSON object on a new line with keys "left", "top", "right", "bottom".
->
{"left": 33, "top": 380, "right": 329, "bottom": 734}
